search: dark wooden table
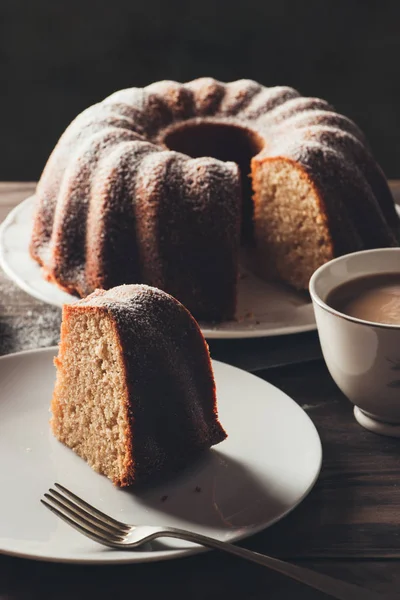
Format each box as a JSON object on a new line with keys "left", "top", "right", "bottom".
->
{"left": 2, "top": 182, "right": 400, "bottom": 599}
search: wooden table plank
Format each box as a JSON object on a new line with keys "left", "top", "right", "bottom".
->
{"left": 254, "top": 361, "right": 400, "bottom": 559}
{"left": 1, "top": 553, "right": 400, "bottom": 600}
{"left": 0, "top": 182, "right": 35, "bottom": 222}
{"left": 0, "top": 181, "right": 35, "bottom": 202}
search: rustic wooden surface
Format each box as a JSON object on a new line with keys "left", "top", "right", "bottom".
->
{"left": 1, "top": 182, "right": 400, "bottom": 598}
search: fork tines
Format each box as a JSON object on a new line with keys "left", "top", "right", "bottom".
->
{"left": 41, "top": 483, "right": 130, "bottom": 547}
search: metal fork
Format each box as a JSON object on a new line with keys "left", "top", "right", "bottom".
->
{"left": 42, "top": 483, "right": 385, "bottom": 600}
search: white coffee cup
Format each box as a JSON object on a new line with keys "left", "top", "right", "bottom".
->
{"left": 309, "top": 248, "right": 400, "bottom": 437}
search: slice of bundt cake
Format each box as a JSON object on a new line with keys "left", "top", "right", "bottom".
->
{"left": 30, "top": 78, "right": 400, "bottom": 321}
{"left": 51, "top": 284, "right": 226, "bottom": 487}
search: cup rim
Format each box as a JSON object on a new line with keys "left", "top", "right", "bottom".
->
{"left": 309, "top": 247, "right": 400, "bottom": 330}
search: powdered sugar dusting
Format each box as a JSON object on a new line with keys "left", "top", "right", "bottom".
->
{"left": 30, "top": 77, "right": 399, "bottom": 320}
{"left": 76, "top": 283, "right": 161, "bottom": 308}
{"left": 0, "top": 273, "right": 61, "bottom": 355}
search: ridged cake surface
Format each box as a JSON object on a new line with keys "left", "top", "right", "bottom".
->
{"left": 51, "top": 284, "right": 226, "bottom": 486}
{"left": 30, "top": 78, "right": 400, "bottom": 320}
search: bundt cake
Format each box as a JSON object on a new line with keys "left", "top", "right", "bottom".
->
{"left": 30, "top": 78, "right": 400, "bottom": 321}
{"left": 51, "top": 284, "right": 226, "bottom": 487}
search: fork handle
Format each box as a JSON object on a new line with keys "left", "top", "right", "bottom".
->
{"left": 161, "top": 530, "right": 383, "bottom": 600}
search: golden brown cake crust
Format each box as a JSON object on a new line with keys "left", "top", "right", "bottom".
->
{"left": 52, "top": 284, "right": 226, "bottom": 486}
{"left": 30, "top": 78, "right": 400, "bottom": 315}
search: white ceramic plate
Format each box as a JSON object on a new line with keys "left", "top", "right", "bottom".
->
{"left": 0, "top": 196, "right": 316, "bottom": 339}
{"left": 0, "top": 347, "right": 321, "bottom": 564}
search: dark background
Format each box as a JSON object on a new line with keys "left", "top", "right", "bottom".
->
{"left": 2, "top": 0, "right": 400, "bottom": 180}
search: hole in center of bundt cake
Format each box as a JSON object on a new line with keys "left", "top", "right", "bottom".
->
{"left": 163, "top": 121, "right": 264, "bottom": 240}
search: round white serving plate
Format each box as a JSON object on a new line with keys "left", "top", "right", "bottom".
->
{"left": 0, "top": 196, "right": 316, "bottom": 339}
{"left": 0, "top": 347, "right": 321, "bottom": 564}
